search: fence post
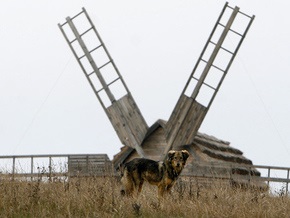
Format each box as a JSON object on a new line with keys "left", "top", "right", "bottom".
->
{"left": 267, "top": 167, "right": 270, "bottom": 187}
{"left": 286, "top": 169, "right": 289, "bottom": 195}
{"left": 31, "top": 157, "right": 34, "bottom": 181}
{"left": 12, "top": 157, "right": 15, "bottom": 181}
{"left": 49, "top": 156, "right": 52, "bottom": 182}
{"left": 86, "top": 155, "right": 89, "bottom": 175}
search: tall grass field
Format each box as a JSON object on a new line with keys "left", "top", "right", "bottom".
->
{"left": 0, "top": 174, "right": 289, "bottom": 218}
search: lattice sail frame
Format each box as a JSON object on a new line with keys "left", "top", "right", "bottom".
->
{"left": 162, "top": 3, "right": 255, "bottom": 160}
{"left": 59, "top": 8, "right": 148, "bottom": 157}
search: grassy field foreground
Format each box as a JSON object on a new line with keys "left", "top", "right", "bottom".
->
{"left": 0, "top": 176, "right": 289, "bottom": 217}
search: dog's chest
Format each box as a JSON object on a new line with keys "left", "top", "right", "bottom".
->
{"left": 163, "top": 176, "right": 174, "bottom": 186}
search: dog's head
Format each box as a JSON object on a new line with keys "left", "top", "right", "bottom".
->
{"left": 167, "top": 150, "right": 189, "bottom": 171}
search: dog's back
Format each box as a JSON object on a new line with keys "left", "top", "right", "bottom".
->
{"left": 124, "top": 158, "right": 164, "bottom": 183}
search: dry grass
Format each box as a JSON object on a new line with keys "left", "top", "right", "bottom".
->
{"left": 0, "top": 175, "right": 289, "bottom": 218}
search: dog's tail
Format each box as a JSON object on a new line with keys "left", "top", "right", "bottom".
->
{"left": 120, "top": 189, "right": 126, "bottom": 196}
{"left": 118, "top": 163, "right": 125, "bottom": 177}
{"left": 118, "top": 163, "right": 127, "bottom": 196}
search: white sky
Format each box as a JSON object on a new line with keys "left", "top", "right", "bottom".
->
{"left": 1, "top": 0, "right": 290, "bottom": 168}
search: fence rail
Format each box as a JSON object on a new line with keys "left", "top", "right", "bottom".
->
{"left": 0, "top": 154, "right": 112, "bottom": 180}
{"left": 0, "top": 154, "right": 289, "bottom": 193}
{"left": 189, "top": 163, "right": 290, "bottom": 194}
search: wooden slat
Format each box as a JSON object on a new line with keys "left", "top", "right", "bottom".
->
{"left": 69, "top": 161, "right": 107, "bottom": 165}
{"left": 165, "top": 95, "right": 193, "bottom": 145}
{"left": 66, "top": 16, "right": 116, "bottom": 103}
{"left": 107, "top": 95, "right": 148, "bottom": 157}
{"left": 180, "top": 101, "right": 207, "bottom": 145}
{"left": 190, "top": 7, "right": 239, "bottom": 100}
{"left": 162, "top": 96, "right": 206, "bottom": 159}
{"left": 165, "top": 95, "right": 189, "bottom": 139}
{"left": 68, "top": 157, "right": 108, "bottom": 161}
{"left": 117, "top": 95, "right": 148, "bottom": 144}
{"left": 173, "top": 101, "right": 200, "bottom": 146}
{"left": 68, "top": 156, "right": 112, "bottom": 176}
{"left": 107, "top": 101, "right": 129, "bottom": 146}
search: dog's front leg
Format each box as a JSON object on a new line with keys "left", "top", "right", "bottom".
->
{"left": 165, "top": 183, "right": 174, "bottom": 194}
{"left": 137, "top": 181, "right": 144, "bottom": 196}
{"left": 158, "top": 185, "right": 166, "bottom": 198}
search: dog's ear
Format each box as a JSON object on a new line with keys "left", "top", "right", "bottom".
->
{"left": 181, "top": 150, "right": 190, "bottom": 161}
{"left": 167, "top": 150, "right": 176, "bottom": 160}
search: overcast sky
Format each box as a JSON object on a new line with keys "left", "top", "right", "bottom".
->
{"left": 1, "top": 0, "right": 290, "bottom": 168}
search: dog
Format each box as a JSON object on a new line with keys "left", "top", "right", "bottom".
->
{"left": 120, "top": 150, "right": 189, "bottom": 198}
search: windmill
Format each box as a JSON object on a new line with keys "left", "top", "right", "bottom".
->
{"left": 58, "top": 3, "right": 256, "bottom": 176}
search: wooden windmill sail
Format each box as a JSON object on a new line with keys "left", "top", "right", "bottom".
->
{"left": 58, "top": 8, "right": 148, "bottom": 157}
{"left": 59, "top": 3, "right": 255, "bottom": 164}
{"left": 162, "top": 3, "right": 255, "bottom": 160}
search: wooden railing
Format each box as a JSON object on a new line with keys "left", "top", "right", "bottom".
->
{"left": 250, "top": 164, "right": 290, "bottom": 194}
{"left": 0, "top": 154, "right": 289, "bottom": 194}
{"left": 185, "top": 163, "right": 290, "bottom": 194}
{"left": 0, "top": 154, "right": 67, "bottom": 180}
{"left": 0, "top": 154, "right": 112, "bottom": 180}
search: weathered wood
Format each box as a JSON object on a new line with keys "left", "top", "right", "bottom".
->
{"left": 66, "top": 16, "right": 116, "bottom": 103}
{"left": 165, "top": 95, "right": 192, "bottom": 140}
{"left": 107, "top": 94, "right": 148, "bottom": 157}
{"left": 60, "top": 9, "right": 148, "bottom": 158}
{"left": 162, "top": 96, "right": 206, "bottom": 160}
{"left": 69, "top": 155, "right": 108, "bottom": 160}
{"left": 68, "top": 154, "right": 112, "bottom": 176}
{"left": 161, "top": 6, "right": 243, "bottom": 161}
{"left": 173, "top": 100, "right": 207, "bottom": 147}
{"left": 190, "top": 6, "right": 239, "bottom": 100}
{"left": 117, "top": 94, "right": 148, "bottom": 144}
{"left": 126, "top": 126, "right": 167, "bottom": 162}
{"left": 194, "top": 133, "right": 242, "bottom": 155}
{"left": 112, "top": 146, "right": 134, "bottom": 169}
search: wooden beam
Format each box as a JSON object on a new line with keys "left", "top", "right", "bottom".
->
{"left": 66, "top": 16, "right": 116, "bottom": 103}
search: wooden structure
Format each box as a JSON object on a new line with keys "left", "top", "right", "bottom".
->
{"left": 113, "top": 119, "right": 263, "bottom": 186}
{"left": 161, "top": 3, "right": 255, "bottom": 160}
{"left": 58, "top": 8, "right": 148, "bottom": 158}
{"left": 0, "top": 154, "right": 111, "bottom": 180}
{"left": 68, "top": 154, "right": 112, "bottom": 176}
{"left": 59, "top": 3, "right": 261, "bottom": 186}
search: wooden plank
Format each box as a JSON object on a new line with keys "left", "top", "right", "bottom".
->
{"left": 69, "top": 161, "right": 108, "bottom": 165}
{"left": 68, "top": 158, "right": 110, "bottom": 162}
{"left": 165, "top": 95, "right": 191, "bottom": 139}
{"left": 66, "top": 16, "right": 115, "bottom": 103}
{"left": 162, "top": 96, "right": 206, "bottom": 159}
{"left": 190, "top": 7, "right": 239, "bottom": 100}
{"left": 118, "top": 95, "right": 148, "bottom": 145}
{"left": 182, "top": 101, "right": 207, "bottom": 145}
{"left": 68, "top": 157, "right": 108, "bottom": 161}
{"left": 107, "top": 94, "right": 147, "bottom": 157}
{"left": 68, "top": 158, "right": 112, "bottom": 176}
{"left": 107, "top": 100, "right": 131, "bottom": 146}
{"left": 165, "top": 95, "right": 193, "bottom": 146}
{"left": 172, "top": 101, "right": 204, "bottom": 147}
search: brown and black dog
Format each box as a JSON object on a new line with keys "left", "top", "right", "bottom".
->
{"left": 120, "top": 150, "right": 189, "bottom": 198}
